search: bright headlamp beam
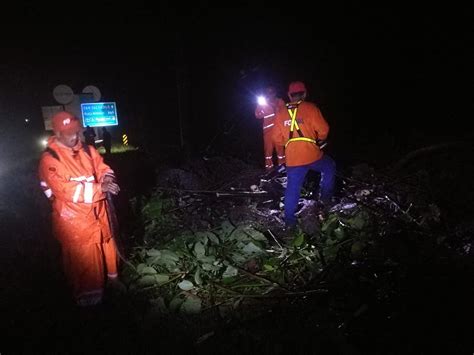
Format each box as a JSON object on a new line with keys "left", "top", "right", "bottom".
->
{"left": 257, "top": 96, "right": 267, "bottom": 106}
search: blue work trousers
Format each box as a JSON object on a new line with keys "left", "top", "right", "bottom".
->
{"left": 284, "top": 155, "right": 336, "bottom": 226}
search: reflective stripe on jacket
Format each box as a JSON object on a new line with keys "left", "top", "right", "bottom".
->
{"left": 255, "top": 98, "right": 286, "bottom": 132}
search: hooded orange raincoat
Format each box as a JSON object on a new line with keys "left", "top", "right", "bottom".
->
{"left": 39, "top": 137, "right": 118, "bottom": 306}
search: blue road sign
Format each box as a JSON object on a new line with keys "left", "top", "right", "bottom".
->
{"left": 81, "top": 102, "right": 118, "bottom": 127}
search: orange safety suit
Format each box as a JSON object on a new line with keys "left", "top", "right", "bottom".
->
{"left": 38, "top": 136, "right": 118, "bottom": 306}
{"left": 255, "top": 97, "right": 286, "bottom": 169}
{"left": 272, "top": 100, "right": 329, "bottom": 167}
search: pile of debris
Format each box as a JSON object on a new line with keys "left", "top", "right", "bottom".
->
{"left": 120, "top": 158, "right": 457, "bottom": 318}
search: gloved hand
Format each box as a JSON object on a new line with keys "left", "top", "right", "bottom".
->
{"left": 102, "top": 175, "right": 120, "bottom": 195}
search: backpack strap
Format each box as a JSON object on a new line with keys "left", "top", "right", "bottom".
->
{"left": 44, "top": 147, "right": 60, "bottom": 161}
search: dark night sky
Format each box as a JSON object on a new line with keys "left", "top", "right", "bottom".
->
{"left": 1, "top": 3, "right": 473, "bottom": 165}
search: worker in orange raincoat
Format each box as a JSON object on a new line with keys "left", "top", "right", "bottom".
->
{"left": 272, "top": 81, "right": 336, "bottom": 227}
{"left": 38, "top": 111, "right": 121, "bottom": 306}
{"left": 255, "top": 85, "right": 286, "bottom": 170}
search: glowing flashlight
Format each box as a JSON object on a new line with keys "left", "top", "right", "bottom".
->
{"left": 257, "top": 96, "right": 267, "bottom": 106}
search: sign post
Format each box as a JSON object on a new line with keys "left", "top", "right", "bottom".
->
{"left": 81, "top": 102, "right": 119, "bottom": 127}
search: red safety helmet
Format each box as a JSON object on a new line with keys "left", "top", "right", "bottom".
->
{"left": 288, "top": 81, "right": 307, "bottom": 95}
{"left": 52, "top": 111, "right": 81, "bottom": 134}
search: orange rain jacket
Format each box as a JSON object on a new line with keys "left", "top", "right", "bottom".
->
{"left": 255, "top": 98, "right": 286, "bottom": 167}
{"left": 272, "top": 101, "right": 329, "bottom": 167}
{"left": 38, "top": 136, "right": 118, "bottom": 305}
{"left": 255, "top": 97, "right": 286, "bottom": 129}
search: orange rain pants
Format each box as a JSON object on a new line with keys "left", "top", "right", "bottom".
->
{"left": 263, "top": 129, "right": 285, "bottom": 169}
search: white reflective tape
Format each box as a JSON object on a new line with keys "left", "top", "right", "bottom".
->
{"left": 40, "top": 181, "right": 48, "bottom": 187}
{"left": 44, "top": 189, "right": 53, "bottom": 198}
{"left": 73, "top": 184, "right": 83, "bottom": 203}
{"left": 263, "top": 123, "right": 275, "bottom": 129}
{"left": 84, "top": 182, "right": 93, "bottom": 203}
{"left": 263, "top": 113, "right": 275, "bottom": 119}
{"left": 265, "top": 156, "right": 273, "bottom": 160}
{"left": 108, "top": 273, "right": 118, "bottom": 279}
{"left": 278, "top": 155, "right": 286, "bottom": 159}
{"left": 85, "top": 176, "right": 95, "bottom": 182}
{"left": 70, "top": 176, "right": 87, "bottom": 182}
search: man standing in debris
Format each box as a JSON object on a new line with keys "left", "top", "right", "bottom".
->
{"left": 272, "top": 81, "right": 336, "bottom": 227}
{"left": 38, "top": 111, "right": 120, "bottom": 306}
{"left": 255, "top": 85, "right": 286, "bottom": 170}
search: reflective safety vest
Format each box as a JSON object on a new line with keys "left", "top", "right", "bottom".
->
{"left": 285, "top": 101, "right": 317, "bottom": 148}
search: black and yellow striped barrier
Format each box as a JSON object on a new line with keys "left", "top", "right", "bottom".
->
{"left": 122, "top": 134, "right": 128, "bottom": 146}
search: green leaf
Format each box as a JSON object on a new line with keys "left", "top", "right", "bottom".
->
{"left": 194, "top": 268, "right": 203, "bottom": 285}
{"left": 160, "top": 250, "right": 180, "bottom": 262}
{"left": 346, "top": 211, "right": 369, "bottom": 230}
{"left": 207, "top": 246, "right": 217, "bottom": 256}
{"left": 194, "top": 242, "right": 206, "bottom": 258}
{"left": 146, "top": 255, "right": 162, "bottom": 265}
{"left": 292, "top": 234, "right": 305, "bottom": 248}
{"left": 263, "top": 264, "right": 275, "bottom": 272}
{"left": 199, "top": 255, "right": 216, "bottom": 264}
{"left": 136, "top": 263, "right": 146, "bottom": 274}
{"left": 242, "top": 242, "right": 263, "bottom": 255}
{"left": 138, "top": 275, "right": 157, "bottom": 287}
{"left": 243, "top": 227, "right": 267, "bottom": 241}
{"left": 141, "top": 266, "right": 158, "bottom": 275}
{"left": 181, "top": 296, "right": 202, "bottom": 314}
{"left": 196, "top": 231, "right": 214, "bottom": 245}
{"left": 154, "top": 250, "right": 180, "bottom": 269}
{"left": 178, "top": 280, "right": 194, "bottom": 291}
{"left": 232, "top": 228, "right": 252, "bottom": 242}
{"left": 146, "top": 249, "right": 161, "bottom": 257}
{"left": 229, "top": 253, "right": 247, "bottom": 264}
{"left": 155, "top": 274, "right": 170, "bottom": 284}
{"left": 333, "top": 227, "right": 346, "bottom": 240}
{"left": 208, "top": 233, "right": 220, "bottom": 245}
{"left": 220, "top": 220, "right": 236, "bottom": 237}
{"left": 222, "top": 265, "right": 238, "bottom": 278}
{"left": 201, "top": 263, "right": 220, "bottom": 272}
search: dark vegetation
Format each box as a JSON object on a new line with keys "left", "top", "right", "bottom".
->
{"left": 1, "top": 142, "right": 473, "bottom": 354}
